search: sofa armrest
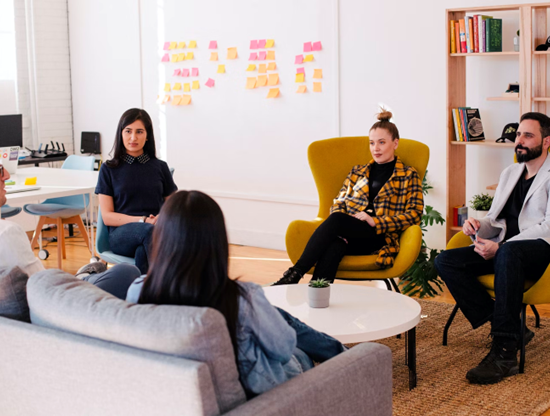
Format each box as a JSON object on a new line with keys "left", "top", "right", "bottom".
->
{"left": 224, "top": 342, "right": 392, "bottom": 416}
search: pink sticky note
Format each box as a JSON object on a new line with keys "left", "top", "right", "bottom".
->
{"left": 297, "top": 67, "right": 305, "bottom": 74}
{"left": 258, "top": 51, "right": 267, "bottom": 60}
{"left": 250, "top": 40, "right": 258, "bottom": 49}
{"left": 295, "top": 55, "right": 304, "bottom": 64}
{"left": 312, "top": 41, "right": 322, "bottom": 51}
{"left": 163, "top": 42, "right": 171, "bottom": 51}
{"left": 209, "top": 40, "right": 218, "bottom": 49}
{"left": 304, "top": 42, "right": 312, "bottom": 52}
{"left": 161, "top": 53, "right": 170, "bottom": 62}
{"left": 258, "top": 39, "right": 266, "bottom": 48}
{"left": 249, "top": 52, "right": 258, "bottom": 61}
{"left": 173, "top": 69, "right": 181, "bottom": 76}
{"left": 191, "top": 67, "right": 199, "bottom": 77}
{"left": 205, "top": 78, "right": 215, "bottom": 88}
{"left": 181, "top": 69, "right": 190, "bottom": 77}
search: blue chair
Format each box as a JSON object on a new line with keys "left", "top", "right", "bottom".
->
{"left": 1, "top": 205, "right": 22, "bottom": 219}
{"left": 95, "top": 208, "right": 136, "bottom": 265}
{"left": 24, "top": 155, "right": 96, "bottom": 269}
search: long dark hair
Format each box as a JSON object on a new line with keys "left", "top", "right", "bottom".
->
{"left": 106, "top": 108, "right": 157, "bottom": 168}
{"left": 138, "top": 190, "right": 242, "bottom": 351}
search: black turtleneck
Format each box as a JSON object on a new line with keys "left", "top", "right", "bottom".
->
{"left": 366, "top": 158, "right": 397, "bottom": 213}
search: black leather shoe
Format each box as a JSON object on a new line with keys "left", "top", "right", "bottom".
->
{"left": 466, "top": 337, "right": 519, "bottom": 385}
{"left": 272, "top": 268, "right": 303, "bottom": 286}
{"left": 520, "top": 327, "right": 535, "bottom": 348}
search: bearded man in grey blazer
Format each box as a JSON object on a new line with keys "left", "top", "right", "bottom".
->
{"left": 436, "top": 112, "right": 550, "bottom": 385}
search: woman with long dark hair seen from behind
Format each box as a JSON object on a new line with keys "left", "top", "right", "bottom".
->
{"left": 95, "top": 108, "right": 177, "bottom": 274}
{"left": 125, "top": 190, "right": 346, "bottom": 397}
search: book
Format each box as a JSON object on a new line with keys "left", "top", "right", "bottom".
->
{"left": 450, "top": 20, "right": 457, "bottom": 53}
{"left": 468, "top": 17, "right": 474, "bottom": 52}
{"left": 479, "top": 15, "right": 492, "bottom": 52}
{"left": 459, "top": 107, "right": 470, "bottom": 141}
{"left": 473, "top": 15, "right": 479, "bottom": 53}
{"left": 486, "top": 18, "right": 502, "bottom": 52}
{"left": 457, "top": 206, "right": 468, "bottom": 226}
{"left": 455, "top": 21, "right": 461, "bottom": 53}
{"left": 464, "top": 108, "right": 485, "bottom": 141}
{"left": 452, "top": 109, "right": 461, "bottom": 141}
{"left": 459, "top": 19, "right": 467, "bottom": 53}
{"left": 455, "top": 109, "right": 464, "bottom": 141}
{"left": 464, "top": 17, "right": 471, "bottom": 53}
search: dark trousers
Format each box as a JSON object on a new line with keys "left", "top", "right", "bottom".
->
{"left": 83, "top": 263, "right": 141, "bottom": 300}
{"left": 109, "top": 222, "right": 154, "bottom": 274}
{"left": 435, "top": 239, "right": 550, "bottom": 340}
{"left": 294, "top": 212, "right": 385, "bottom": 282}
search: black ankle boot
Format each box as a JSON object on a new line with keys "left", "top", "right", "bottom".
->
{"left": 466, "top": 336, "right": 519, "bottom": 385}
{"left": 272, "top": 268, "right": 303, "bottom": 286}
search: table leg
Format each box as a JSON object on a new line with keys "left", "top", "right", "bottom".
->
{"left": 407, "top": 327, "right": 417, "bottom": 390}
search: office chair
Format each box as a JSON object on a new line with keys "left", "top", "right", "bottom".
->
{"left": 1, "top": 205, "right": 22, "bottom": 219}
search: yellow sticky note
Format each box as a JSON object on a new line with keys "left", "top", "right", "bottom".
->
{"left": 227, "top": 47, "right": 238, "bottom": 59}
{"left": 178, "top": 53, "right": 185, "bottom": 62}
{"left": 246, "top": 64, "right": 256, "bottom": 71}
{"left": 257, "top": 75, "right": 268, "bottom": 87}
{"left": 177, "top": 41, "right": 186, "bottom": 49}
{"left": 181, "top": 95, "right": 192, "bottom": 105}
{"left": 192, "top": 80, "right": 200, "bottom": 90}
{"left": 162, "top": 95, "right": 171, "bottom": 104}
{"left": 24, "top": 177, "right": 37, "bottom": 185}
{"left": 210, "top": 52, "right": 218, "bottom": 61}
{"left": 189, "top": 40, "right": 197, "bottom": 48}
{"left": 183, "top": 83, "right": 191, "bottom": 92}
{"left": 186, "top": 52, "right": 194, "bottom": 60}
{"left": 313, "top": 82, "right": 322, "bottom": 92}
{"left": 297, "top": 85, "right": 307, "bottom": 93}
{"left": 266, "top": 88, "right": 279, "bottom": 98}
{"left": 268, "top": 73, "right": 279, "bottom": 86}
{"left": 170, "top": 54, "right": 178, "bottom": 63}
{"left": 265, "top": 39, "right": 275, "bottom": 48}
{"left": 313, "top": 69, "right": 323, "bottom": 79}
{"left": 164, "top": 83, "right": 171, "bottom": 92}
{"left": 172, "top": 95, "right": 182, "bottom": 105}
{"left": 173, "top": 83, "right": 182, "bottom": 90}
{"left": 304, "top": 54, "right": 314, "bottom": 62}
{"left": 267, "top": 62, "right": 277, "bottom": 71}
{"left": 266, "top": 51, "right": 275, "bottom": 60}
{"left": 258, "top": 64, "right": 267, "bottom": 74}
{"left": 169, "top": 42, "right": 177, "bottom": 50}
{"left": 246, "top": 77, "right": 257, "bottom": 89}
{"left": 295, "top": 73, "right": 305, "bottom": 83}
{"left": 217, "top": 64, "right": 226, "bottom": 73}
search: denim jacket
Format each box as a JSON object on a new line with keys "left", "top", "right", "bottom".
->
{"left": 126, "top": 278, "right": 302, "bottom": 396}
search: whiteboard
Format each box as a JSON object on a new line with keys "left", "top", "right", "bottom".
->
{"left": 140, "top": 0, "right": 338, "bottom": 202}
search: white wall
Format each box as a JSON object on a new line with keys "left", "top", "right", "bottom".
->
{"left": 0, "top": 81, "right": 16, "bottom": 114}
{"left": 68, "top": 0, "right": 540, "bottom": 251}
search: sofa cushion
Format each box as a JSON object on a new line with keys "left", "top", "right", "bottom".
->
{"left": 0, "top": 267, "right": 30, "bottom": 322}
{"left": 27, "top": 269, "right": 246, "bottom": 413}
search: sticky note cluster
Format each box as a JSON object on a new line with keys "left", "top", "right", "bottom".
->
{"left": 246, "top": 38, "right": 279, "bottom": 98}
{"left": 295, "top": 41, "right": 324, "bottom": 93}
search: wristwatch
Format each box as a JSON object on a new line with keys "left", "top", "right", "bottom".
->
{"left": 138, "top": 216, "right": 147, "bottom": 223}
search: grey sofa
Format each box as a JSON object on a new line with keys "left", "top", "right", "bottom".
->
{"left": 0, "top": 269, "right": 393, "bottom": 416}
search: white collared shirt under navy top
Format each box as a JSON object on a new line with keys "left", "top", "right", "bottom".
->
{"left": 95, "top": 153, "right": 177, "bottom": 230}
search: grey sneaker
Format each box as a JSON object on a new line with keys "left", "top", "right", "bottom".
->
{"left": 76, "top": 261, "right": 107, "bottom": 279}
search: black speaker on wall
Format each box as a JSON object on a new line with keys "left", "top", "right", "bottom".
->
{"left": 81, "top": 131, "right": 101, "bottom": 154}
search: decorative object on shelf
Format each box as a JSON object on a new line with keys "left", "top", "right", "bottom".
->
{"left": 501, "top": 82, "right": 519, "bottom": 98}
{"left": 470, "top": 193, "right": 494, "bottom": 219}
{"left": 399, "top": 172, "right": 445, "bottom": 298}
{"left": 496, "top": 122, "right": 519, "bottom": 143}
{"left": 535, "top": 35, "right": 550, "bottom": 51}
{"left": 514, "top": 29, "right": 520, "bottom": 52}
{"left": 308, "top": 279, "right": 331, "bottom": 308}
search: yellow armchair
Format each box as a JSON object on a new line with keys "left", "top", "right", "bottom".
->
{"left": 285, "top": 136, "right": 430, "bottom": 289}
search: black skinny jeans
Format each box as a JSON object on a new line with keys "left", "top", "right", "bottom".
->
{"left": 294, "top": 212, "right": 385, "bottom": 282}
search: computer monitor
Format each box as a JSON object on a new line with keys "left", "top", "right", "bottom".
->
{"left": 0, "top": 114, "right": 23, "bottom": 148}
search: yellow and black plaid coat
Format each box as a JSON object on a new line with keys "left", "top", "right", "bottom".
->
{"left": 330, "top": 157, "right": 424, "bottom": 268}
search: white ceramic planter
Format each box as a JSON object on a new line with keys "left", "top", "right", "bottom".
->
{"left": 474, "top": 210, "right": 489, "bottom": 219}
{"left": 308, "top": 285, "right": 331, "bottom": 308}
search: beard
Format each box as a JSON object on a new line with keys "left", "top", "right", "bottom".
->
{"left": 515, "top": 142, "right": 543, "bottom": 163}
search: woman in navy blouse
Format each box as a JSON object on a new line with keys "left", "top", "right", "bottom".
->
{"left": 95, "top": 108, "right": 177, "bottom": 273}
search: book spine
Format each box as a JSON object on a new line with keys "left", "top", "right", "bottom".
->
{"left": 452, "top": 109, "right": 460, "bottom": 141}
{"left": 459, "top": 19, "right": 467, "bottom": 53}
{"left": 460, "top": 108, "right": 469, "bottom": 141}
{"left": 481, "top": 19, "right": 486, "bottom": 52}
{"left": 486, "top": 19, "right": 491, "bottom": 52}
{"left": 468, "top": 17, "right": 474, "bottom": 53}
{"left": 491, "top": 19, "right": 502, "bottom": 52}
{"left": 473, "top": 15, "right": 479, "bottom": 53}
{"left": 455, "top": 22, "right": 461, "bottom": 53}
{"left": 454, "top": 108, "right": 463, "bottom": 141}
{"left": 465, "top": 18, "right": 471, "bottom": 53}
{"left": 453, "top": 206, "right": 459, "bottom": 227}
{"left": 450, "top": 20, "right": 456, "bottom": 54}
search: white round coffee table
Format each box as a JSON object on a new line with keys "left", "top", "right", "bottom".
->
{"left": 263, "top": 283, "right": 421, "bottom": 389}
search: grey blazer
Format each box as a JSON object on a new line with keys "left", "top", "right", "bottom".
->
{"left": 476, "top": 154, "right": 550, "bottom": 245}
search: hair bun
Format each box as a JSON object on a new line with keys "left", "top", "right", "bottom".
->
{"left": 377, "top": 110, "right": 393, "bottom": 122}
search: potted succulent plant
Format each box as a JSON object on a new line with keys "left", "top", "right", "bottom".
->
{"left": 308, "top": 278, "right": 331, "bottom": 308}
{"left": 470, "top": 193, "right": 494, "bottom": 219}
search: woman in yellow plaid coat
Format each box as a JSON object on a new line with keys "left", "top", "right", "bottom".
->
{"left": 273, "top": 110, "right": 424, "bottom": 285}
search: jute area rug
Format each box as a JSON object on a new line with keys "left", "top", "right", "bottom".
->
{"left": 363, "top": 299, "right": 550, "bottom": 416}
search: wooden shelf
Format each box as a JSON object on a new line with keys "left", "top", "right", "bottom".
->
{"left": 487, "top": 96, "right": 519, "bottom": 101}
{"left": 450, "top": 141, "right": 515, "bottom": 147}
{"left": 533, "top": 97, "right": 550, "bottom": 101}
{"left": 486, "top": 184, "right": 498, "bottom": 190}
{"left": 533, "top": 50, "right": 550, "bottom": 55}
{"left": 450, "top": 52, "right": 520, "bottom": 57}
{"left": 450, "top": 226, "right": 463, "bottom": 231}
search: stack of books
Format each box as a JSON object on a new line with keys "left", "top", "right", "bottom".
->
{"left": 451, "top": 108, "right": 485, "bottom": 142}
{"left": 453, "top": 206, "right": 469, "bottom": 227}
{"left": 450, "top": 16, "right": 502, "bottom": 53}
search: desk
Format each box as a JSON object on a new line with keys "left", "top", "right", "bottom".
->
{"left": 18, "top": 155, "right": 68, "bottom": 167}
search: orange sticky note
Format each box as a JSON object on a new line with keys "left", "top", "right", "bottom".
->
{"left": 170, "top": 54, "right": 178, "bottom": 63}
{"left": 257, "top": 75, "right": 268, "bottom": 87}
{"left": 258, "top": 64, "right": 267, "bottom": 74}
{"left": 313, "top": 69, "right": 323, "bottom": 79}
{"left": 227, "top": 47, "right": 238, "bottom": 59}
{"left": 169, "top": 42, "right": 177, "bottom": 50}
{"left": 173, "top": 83, "right": 182, "bottom": 90}
{"left": 246, "top": 77, "right": 257, "bottom": 89}
{"left": 188, "top": 40, "right": 197, "bottom": 48}
{"left": 192, "top": 80, "right": 200, "bottom": 89}
{"left": 183, "top": 83, "right": 191, "bottom": 92}
{"left": 295, "top": 73, "right": 305, "bottom": 83}
{"left": 246, "top": 64, "right": 256, "bottom": 71}
{"left": 24, "top": 177, "right": 37, "bottom": 185}
{"left": 172, "top": 95, "right": 182, "bottom": 105}
{"left": 186, "top": 52, "right": 194, "bottom": 60}
{"left": 268, "top": 73, "right": 279, "bottom": 86}
{"left": 304, "top": 54, "right": 314, "bottom": 62}
{"left": 210, "top": 52, "right": 218, "bottom": 61}
{"left": 217, "top": 64, "right": 226, "bottom": 73}
{"left": 296, "top": 85, "right": 307, "bottom": 93}
{"left": 267, "top": 62, "right": 277, "bottom": 71}
{"left": 177, "top": 41, "right": 186, "bottom": 49}
{"left": 181, "top": 95, "right": 192, "bottom": 105}
{"left": 164, "top": 83, "right": 171, "bottom": 92}
{"left": 266, "top": 50, "right": 275, "bottom": 60}
{"left": 266, "top": 88, "right": 279, "bottom": 98}
{"left": 313, "top": 82, "right": 322, "bottom": 92}
{"left": 161, "top": 95, "right": 171, "bottom": 104}
{"left": 265, "top": 39, "right": 275, "bottom": 48}
{"left": 177, "top": 53, "right": 185, "bottom": 62}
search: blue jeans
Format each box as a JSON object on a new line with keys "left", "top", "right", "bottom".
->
{"left": 435, "top": 239, "right": 550, "bottom": 340}
{"left": 276, "top": 307, "right": 346, "bottom": 369}
{"left": 83, "top": 264, "right": 141, "bottom": 300}
{"left": 109, "top": 223, "right": 154, "bottom": 274}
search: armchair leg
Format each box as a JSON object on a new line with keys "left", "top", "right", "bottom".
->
{"left": 443, "top": 304, "right": 460, "bottom": 346}
{"left": 520, "top": 304, "right": 527, "bottom": 374}
{"left": 389, "top": 278, "right": 401, "bottom": 294}
{"left": 530, "top": 305, "right": 540, "bottom": 328}
{"left": 383, "top": 279, "right": 392, "bottom": 291}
